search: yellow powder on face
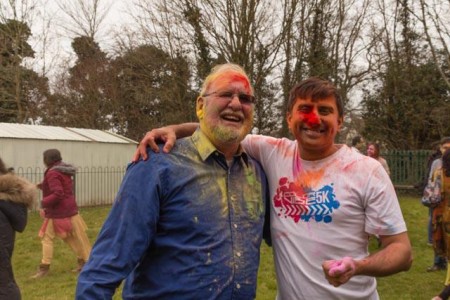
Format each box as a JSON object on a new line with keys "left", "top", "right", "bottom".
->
{"left": 197, "top": 108, "right": 204, "bottom": 119}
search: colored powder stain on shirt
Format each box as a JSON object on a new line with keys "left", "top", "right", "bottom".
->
{"left": 255, "top": 136, "right": 297, "bottom": 155}
{"left": 293, "top": 149, "right": 302, "bottom": 177}
{"left": 192, "top": 135, "right": 216, "bottom": 157}
{"left": 217, "top": 179, "right": 228, "bottom": 212}
{"left": 296, "top": 169, "right": 325, "bottom": 189}
{"left": 244, "top": 170, "right": 260, "bottom": 217}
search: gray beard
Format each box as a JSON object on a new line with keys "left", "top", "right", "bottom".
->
{"left": 211, "top": 126, "right": 242, "bottom": 144}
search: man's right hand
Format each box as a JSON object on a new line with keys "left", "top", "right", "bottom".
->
{"left": 322, "top": 256, "right": 356, "bottom": 287}
{"left": 132, "top": 127, "right": 177, "bottom": 162}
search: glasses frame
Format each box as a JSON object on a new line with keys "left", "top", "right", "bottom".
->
{"left": 202, "top": 90, "right": 256, "bottom": 105}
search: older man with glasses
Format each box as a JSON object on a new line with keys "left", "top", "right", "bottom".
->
{"left": 76, "top": 63, "right": 270, "bottom": 300}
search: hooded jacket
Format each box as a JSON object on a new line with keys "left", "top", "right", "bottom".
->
{"left": 41, "top": 161, "right": 78, "bottom": 218}
{"left": 0, "top": 173, "right": 37, "bottom": 300}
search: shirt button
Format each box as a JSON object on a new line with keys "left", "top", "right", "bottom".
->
{"left": 236, "top": 252, "right": 241, "bottom": 257}
{"left": 231, "top": 195, "right": 237, "bottom": 201}
{"left": 233, "top": 224, "right": 238, "bottom": 228}
{"left": 236, "top": 283, "right": 241, "bottom": 289}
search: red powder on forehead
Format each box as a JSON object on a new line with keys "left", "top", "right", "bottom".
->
{"left": 229, "top": 73, "right": 250, "bottom": 90}
{"left": 209, "top": 71, "right": 251, "bottom": 93}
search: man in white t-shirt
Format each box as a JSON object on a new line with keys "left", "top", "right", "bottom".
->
{"left": 134, "top": 77, "right": 413, "bottom": 299}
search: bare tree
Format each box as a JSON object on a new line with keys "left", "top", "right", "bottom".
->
{"left": 24, "top": 0, "right": 61, "bottom": 80}
{"left": 361, "top": 0, "right": 449, "bottom": 149}
{"left": 126, "top": 0, "right": 299, "bottom": 134}
{"left": 56, "top": 0, "right": 112, "bottom": 39}
{"left": 279, "top": 0, "right": 373, "bottom": 138}
{"left": 415, "top": 0, "right": 450, "bottom": 89}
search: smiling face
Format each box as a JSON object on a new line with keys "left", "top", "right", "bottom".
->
{"left": 197, "top": 71, "right": 254, "bottom": 158}
{"left": 287, "top": 95, "right": 343, "bottom": 160}
{"left": 367, "top": 144, "right": 378, "bottom": 158}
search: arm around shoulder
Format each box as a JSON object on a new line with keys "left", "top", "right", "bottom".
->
{"left": 133, "top": 123, "right": 199, "bottom": 161}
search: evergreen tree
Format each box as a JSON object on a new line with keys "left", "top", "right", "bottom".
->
{"left": 0, "top": 19, "right": 49, "bottom": 123}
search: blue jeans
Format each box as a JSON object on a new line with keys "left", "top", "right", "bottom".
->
{"left": 434, "top": 254, "right": 447, "bottom": 267}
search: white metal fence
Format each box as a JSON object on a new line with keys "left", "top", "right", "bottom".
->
{"left": 15, "top": 166, "right": 127, "bottom": 209}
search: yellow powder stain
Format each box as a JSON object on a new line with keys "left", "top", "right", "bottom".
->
{"left": 217, "top": 178, "right": 228, "bottom": 212}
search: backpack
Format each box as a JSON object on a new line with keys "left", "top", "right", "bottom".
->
{"left": 421, "top": 168, "right": 443, "bottom": 207}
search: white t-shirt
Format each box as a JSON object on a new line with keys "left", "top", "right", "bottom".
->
{"left": 243, "top": 135, "right": 407, "bottom": 300}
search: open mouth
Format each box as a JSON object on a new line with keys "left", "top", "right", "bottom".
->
{"left": 302, "top": 127, "right": 326, "bottom": 134}
{"left": 221, "top": 113, "right": 243, "bottom": 123}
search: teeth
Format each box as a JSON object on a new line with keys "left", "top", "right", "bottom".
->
{"left": 223, "top": 115, "right": 241, "bottom": 121}
{"left": 303, "top": 128, "right": 325, "bottom": 133}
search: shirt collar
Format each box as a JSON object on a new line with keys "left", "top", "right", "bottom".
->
{"left": 191, "top": 129, "right": 249, "bottom": 166}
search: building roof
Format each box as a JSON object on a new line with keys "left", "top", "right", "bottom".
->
{"left": 0, "top": 123, "right": 137, "bottom": 144}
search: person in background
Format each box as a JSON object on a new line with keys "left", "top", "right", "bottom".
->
{"left": 365, "top": 142, "right": 391, "bottom": 247}
{"left": 427, "top": 137, "right": 450, "bottom": 273}
{"left": 31, "top": 149, "right": 91, "bottom": 278}
{"left": 367, "top": 142, "right": 391, "bottom": 176}
{"left": 135, "top": 77, "right": 412, "bottom": 299}
{"left": 76, "top": 63, "right": 269, "bottom": 299}
{"left": 0, "top": 158, "right": 37, "bottom": 299}
{"left": 432, "top": 148, "right": 450, "bottom": 300}
{"left": 420, "top": 142, "right": 444, "bottom": 246}
{"left": 351, "top": 135, "right": 365, "bottom": 154}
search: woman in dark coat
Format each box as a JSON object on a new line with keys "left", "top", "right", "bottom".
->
{"left": 0, "top": 158, "right": 37, "bottom": 300}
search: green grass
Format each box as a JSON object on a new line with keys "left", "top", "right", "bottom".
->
{"left": 13, "top": 194, "right": 443, "bottom": 299}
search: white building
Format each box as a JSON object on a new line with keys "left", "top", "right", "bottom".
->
{"left": 0, "top": 123, "right": 138, "bottom": 207}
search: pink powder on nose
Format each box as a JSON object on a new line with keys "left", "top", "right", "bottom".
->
{"left": 303, "top": 112, "right": 320, "bottom": 126}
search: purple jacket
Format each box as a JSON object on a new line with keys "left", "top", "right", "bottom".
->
{"left": 41, "top": 161, "right": 78, "bottom": 218}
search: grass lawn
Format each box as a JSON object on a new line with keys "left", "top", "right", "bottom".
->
{"left": 13, "top": 194, "right": 443, "bottom": 299}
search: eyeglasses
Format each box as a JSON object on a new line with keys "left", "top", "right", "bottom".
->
{"left": 202, "top": 90, "right": 256, "bottom": 105}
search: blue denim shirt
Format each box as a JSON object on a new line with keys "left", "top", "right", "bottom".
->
{"left": 76, "top": 129, "right": 268, "bottom": 299}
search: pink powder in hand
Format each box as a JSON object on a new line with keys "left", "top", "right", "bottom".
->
{"left": 329, "top": 257, "right": 355, "bottom": 276}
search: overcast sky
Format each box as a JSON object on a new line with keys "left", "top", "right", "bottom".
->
{"left": 19, "top": 0, "right": 132, "bottom": 82}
